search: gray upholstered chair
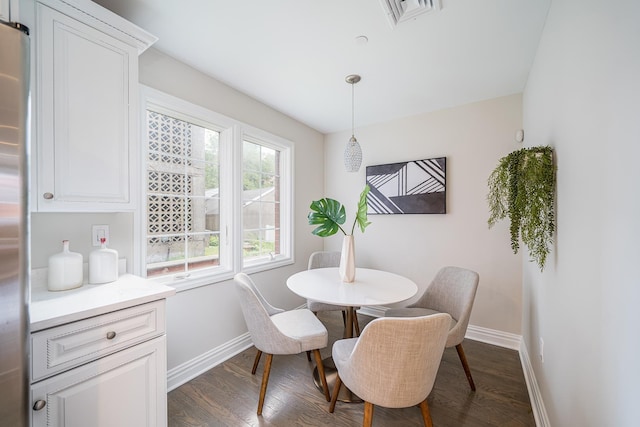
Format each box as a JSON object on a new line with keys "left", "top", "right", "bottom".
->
{"left": 306, "top": 251, "right": 360, "bottom": 336}
{"left": 234, "top": 273, "right": 331, "bottom": 415}
{"left": 329, "top": 314, "right": 451, "bottom": 427}
{"left": 385, "top": 266, "right": 480, "bottom": 391}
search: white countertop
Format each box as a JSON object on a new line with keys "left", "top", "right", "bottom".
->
{"left": 30, "top": 274, "right": 176, "bottom": 332}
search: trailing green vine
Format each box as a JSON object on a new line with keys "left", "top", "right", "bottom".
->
{"left": 488, "top": 146, "right": 555, "bottom": 271}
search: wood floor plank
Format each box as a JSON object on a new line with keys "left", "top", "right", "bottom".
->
{"left": 168, "top": 312, "right": 535, "bottom": 426}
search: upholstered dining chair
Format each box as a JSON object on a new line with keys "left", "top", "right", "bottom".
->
{"left": 234, "top": 273, "right": 331, "bottom": 415}
{"left": 384, "top": 266, "right": 480, "bottom": 391}
{"left": 329, "top": 314, "right": 451, "bottom": 427}
{"left": 306, "top": 251, "right": 361, "bottom": 336}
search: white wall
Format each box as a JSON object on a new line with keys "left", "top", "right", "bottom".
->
{"left": 324, "top": 94, "right": 524, "bottom": 334}
{"left": 522, "top": 0, "right": 640, "bottom": 425}
{"left": 30, "top": 213, "right": 133, "bottom": 270}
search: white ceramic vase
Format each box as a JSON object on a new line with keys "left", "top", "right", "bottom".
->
{"left": 89, "top": 238, "right": 118, "bottom": 284}
{"left": 339, "top": 235, "right": 356, "bottom": 283}
{"left": 48, "top": 240, "right": 83, "bottom": 291}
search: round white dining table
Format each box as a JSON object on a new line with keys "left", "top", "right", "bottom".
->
{"left": 286, "top": 267, "right": 418, "bottom": 402}
{"left": 287, "top": 267, "right": 418, "bottom": 317}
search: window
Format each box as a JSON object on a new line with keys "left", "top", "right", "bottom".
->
{"left": 141, "top": 87, "right": 293, "bottom": 289}
{"left": 242, "top": 139, "right": 281, "bottom": 262}
{"left": 145, "top": 110, "right": 222, "bottom": 278}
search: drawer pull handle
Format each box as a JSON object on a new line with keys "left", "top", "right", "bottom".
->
{"left": 33, "top": 400, "right": 46, "bottom": 411}
{"left": 106, "top": 331, "right": 117, "bottom": 340}
{"left": 43, "top": 192, "right": 54, "bottom": 200}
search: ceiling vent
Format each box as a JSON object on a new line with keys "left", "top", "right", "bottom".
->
{"left": 379, "top": 0, "right": 441, "bottom": 28}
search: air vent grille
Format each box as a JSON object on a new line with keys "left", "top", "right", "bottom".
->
{"left": 379, "top": 0, "right": 441, "bottom": 27}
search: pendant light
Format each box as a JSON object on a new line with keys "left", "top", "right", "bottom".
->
{"left": 344, "top": 74, "right": 362, "bottom": 172}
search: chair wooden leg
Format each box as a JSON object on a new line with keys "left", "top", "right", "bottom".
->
{"left": 455, "top": 343, "right": 476, "bottom": 391}
{"left": 363, "top": 401, "right": 375, "bottom": 427}
{"left": 313, "top": 349, "right": 331, "bottom": 402}
{"left": 251, "top": 350, "right": 262, "bottom": 375}
{"left": 341, "top": 310, "right": 347, "bottom": 327}
{"left": 354, "top": 311, "right": 361, "bottom": 336}
{"left": 257, "top": 353, "right": 273, "bottom": 415}
{"left": 419, "top": 399, "right": 433, "bottom": 427}
{"left": 329, "top": 374, "right": 342, "bottom": 413}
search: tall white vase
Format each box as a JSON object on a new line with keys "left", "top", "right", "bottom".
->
{"left": 339, "top": 235, "right": 356, "bottom": 283}
{"left": 89, "top": 239, "right": 118, "bottom": 284}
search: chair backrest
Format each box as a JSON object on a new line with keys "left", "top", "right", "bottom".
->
{"left": 234, "top": 273, "right": 299, "bottom": 354}
{"left": 412, "top": 266, "right": 479, "bottom": 345}
{"left": 234, "top": 271, "right": 283, "bottom": 316}
{"left": 340, "top": 314, "right": 451, "bottom": 408}
{"left": 308, "top": 251, "right": 341, "bottom": 270}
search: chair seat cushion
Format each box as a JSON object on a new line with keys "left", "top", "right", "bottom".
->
{"left": 271, "top": 309, "right": 328, "bottom": 353}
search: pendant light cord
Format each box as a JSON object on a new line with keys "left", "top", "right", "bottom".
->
{"left": 351, "top": 82, "right": 355, "bottom": 139}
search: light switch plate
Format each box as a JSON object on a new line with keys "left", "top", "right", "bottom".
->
{"left": 92, "top": 225, "right": 110, "bottom": 246}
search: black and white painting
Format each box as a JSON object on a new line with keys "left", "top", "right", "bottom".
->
{"left": 366, "top": 157, "right": 446, "bottom": 214}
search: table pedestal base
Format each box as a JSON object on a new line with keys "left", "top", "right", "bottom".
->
{"left": 313, "top": 357, "right": 362, "bottom": 403}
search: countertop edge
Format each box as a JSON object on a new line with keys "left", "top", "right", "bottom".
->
{"left": 30, "top": 274, "right": 176, "bottom": 332}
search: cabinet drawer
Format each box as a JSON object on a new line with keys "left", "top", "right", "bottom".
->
{"left": 32, "top": 300, "right": 165, "bottom": 382}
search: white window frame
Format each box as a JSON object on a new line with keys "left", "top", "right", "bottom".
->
{"left": 238, "top": 128, "right": 294, "bottom": 274}
{"left": 136, "top": 86, "right": 294, "bottom": 291}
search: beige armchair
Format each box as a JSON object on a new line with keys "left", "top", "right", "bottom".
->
{"left": 234, "top": 273, "right": 331, "bottom": 415}
{"left": 306, "top": 251, "right": 361, "bottom": 336}
{"left": 329, "top": 314, "right": 451, "bottom": 427}
{"left": 385, "top": 266, "right": 480, "bottom": 391}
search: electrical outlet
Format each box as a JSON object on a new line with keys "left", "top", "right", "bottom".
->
{"left": 539, "top": 337, "right": 544, "bottom": 363}
{"left": 92, "top": 225, "right": 110, "bottom": 246}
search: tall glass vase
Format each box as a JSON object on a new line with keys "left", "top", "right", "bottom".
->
{"left": 339, "top": 235, "right": 356, "bottom": 283}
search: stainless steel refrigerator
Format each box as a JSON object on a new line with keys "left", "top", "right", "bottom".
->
{"left": 0, "top": 19, "right": 30, "bottom": 427}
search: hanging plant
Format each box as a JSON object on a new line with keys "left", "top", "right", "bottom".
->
{"left": 487, "top": 146, "right": 555, "bottom": 271}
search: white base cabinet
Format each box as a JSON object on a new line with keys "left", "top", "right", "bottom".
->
{"left": 31, "top": 336, "right": 166, "bottom": 427}
{"left": 30, "top": 299, "right": 169, "bottom": 427}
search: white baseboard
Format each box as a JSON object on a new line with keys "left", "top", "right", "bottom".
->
{"left": 356, "top": 305, "right": 387, "bottom": 318}
{"left": 519, "top": 341, "right": 550, "bottom": 427}
{"left": 465, "top": 324, "right": 521, "bottom": 350}
{"left": 167, "top": 332, "right": 253, "bottom": 391}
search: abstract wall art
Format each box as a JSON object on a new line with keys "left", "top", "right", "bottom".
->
{"left": 366, "top": 157, "right": 446, "bottom": 214}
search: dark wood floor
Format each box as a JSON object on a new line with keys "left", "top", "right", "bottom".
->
{"left": 168, "top": 312, "right": 535, "bottom": 426}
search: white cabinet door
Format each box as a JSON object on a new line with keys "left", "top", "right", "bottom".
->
{"left": 35, "top": 3, "right": 137, "bottom": 211}
{"left": 31, "top": 336, "right": 167, "bottom": 427}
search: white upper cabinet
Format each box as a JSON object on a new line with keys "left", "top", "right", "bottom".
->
{"left": 33, "top": 0, "right": 156, "bottom": 212}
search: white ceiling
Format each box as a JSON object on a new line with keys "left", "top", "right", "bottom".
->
{"left": 92, "top": 0, "right": 550, "bottom": 134}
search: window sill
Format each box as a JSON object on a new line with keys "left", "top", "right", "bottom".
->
{"left": 149, "top": 257, "right": 294, "bottom": 293}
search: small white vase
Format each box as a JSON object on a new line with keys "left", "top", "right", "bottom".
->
{"left": 48, "top": 240, "right": 83, "bottom": 291}
{"left": 339, "top": 235, "right": 356, "bottom": 283}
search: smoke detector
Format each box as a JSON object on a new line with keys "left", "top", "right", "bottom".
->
{"left": 379, "top": 0, "right": 441, "bottom": 28}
